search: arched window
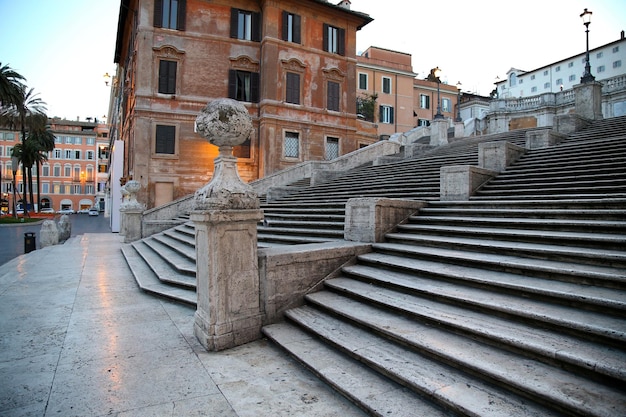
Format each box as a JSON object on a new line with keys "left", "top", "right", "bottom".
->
{"left": 509, "top": 73, "right": 517, "bottom": 87}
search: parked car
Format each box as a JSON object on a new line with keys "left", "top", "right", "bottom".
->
{"left": 40, "top": 208, "right": 55, "bottom": 214}
{"left": 57, "top": 208, "right": 75, "bottom": 215}
{"left": 77, "top": 208, "right": 90, "bottom": 214}
{"left": 88, "top": 207, "right": 99, "bottom": 216}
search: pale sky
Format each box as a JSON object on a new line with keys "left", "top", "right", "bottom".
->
{"left": 1, "top": 0, "right": 624, "bottom": 121}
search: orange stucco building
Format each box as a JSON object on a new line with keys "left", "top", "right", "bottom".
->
{"left": 111, "top": 0, "right": 375, "bottom": 209}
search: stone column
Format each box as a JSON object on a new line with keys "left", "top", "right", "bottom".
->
{"left": 430, "top": 118, "right": 449, "bottom": 146}
{"left": 120, "top": 180, "right": 144, "bottom": 243}
{"left": 191, "top": 98, "right": 264, "bottom": 351}
{"left": 574, "top": 81, "right": 603, "bottom": 121}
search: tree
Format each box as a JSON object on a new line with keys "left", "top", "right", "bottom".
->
{"left": 0, "top": 63, "right": 25, "bottom": 108}
{"left": 1, "top": 86, "right": 48, "bottom": 213}
{"left": 356, "top": 92, "right": 378, "bottom": 123}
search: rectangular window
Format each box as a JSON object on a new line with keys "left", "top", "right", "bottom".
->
{"left": 597, "top": 51, "right": 603, "bottom": 58}
{"left": 42, "top": 165, "right": 50, "bottom": 176}
{"left": 53, "top": 165, "right": 61, "bottom": 177}
{"left": 568, "top": 62, "right": 574, "bottom": 68}
{"left": 74, "top": 150, "right": 81, "bottom": 160}
{"left": 87, "top": 137, "right": 95, "bottom": 145}
{"left": 284, "top": 132, "right": 299, "bottom": 158}
{"left": 74, "top": 137, "right": 82, "bottom": 145}
{"left": 442, "top": 98, "right": 451, "bottom": 112}
{"left": 325, "top": 137, "right": 339, "bottom": 160}
{"left": 544, "top": 82, "right": 550, "bottom": 89}
{"left": 86, "top": 184, "right": 95, "bottom": 194}
{"left": 555, "top": 65, "right": 560, "bottom": 72}
{"left": 555, "top": 78, "right": 563, "bottom": 86}
{"left": 228, "top": 70, "right": 259, "bottom": 103}
{"left": 531, "top": 74, "right": 536, "bottom": 80}
{"left": 379, "top": 105, "right": 394, "bottom": 124}
{"left": 54, "top": 149, "right": 62, "bottom": 159}
{"left": 358, "top": 73, "right": 368, "bottom": 90}
{"left": 613, "top": 60, "right": 622, "bottom": 69}
{"left": 597, "top": 65, "right": 605, "bottom": 73}
{"left": 327, "top": 81, "right": 340, "bottom": 112}
{"left": 64, "top": 165, "right": 71, "bottom": 177}
{"left": 569, "top": 74, "right": 576, "bottom": 81}
{"left": 420, "top": 94, "right": 430, "bottom": 109}
{"left": 382, "top": 77, "right": 391, "bottom": 94}
{"left": 72, "top": 185, "right": 81, "bottom": 195}
{"left": 281, "top": 11, "right": 301, "bottom": 44}
{"left": 65, "top": 136, "right": 73, "bottom": 144}
{"left": 158, "top": 60, "right": 177, "bottom": 94}
{"left": 613, "top": 46, "right": 620, "bottom": 53}
{"left": 417, "top": 119, "right": 429, "bottom": 127}
{"left": 155, "top": 125, "right": 176, "bottom": 154}
{"left": 286, "top": 72, "right": 300, "bottom": 104}
{"left": 154, "top": 0, "right": 186, "bottom": 30}
{"left": 42, "top": 183, "right": 49, "bottom": 194}
{"left": 322, "top": 23, "right": 345, "bottom": 55}
{"left": 230, "top": 8, "right": 260, "bottom": 41}
{"left": 543, "top": 70, "right": 549, "bottom": 76}
{"left": 86, "top": 151, "right": 94, "bottom": 160}
{"left": 65, "top": 149, "right": 72, "bottom": 159}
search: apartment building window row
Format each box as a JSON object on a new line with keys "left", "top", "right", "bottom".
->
{"left": 282, "top": 11, "right": 301, "bottom": 44}
{"left": 154, "top": 0, "right": 186, "bottom": 31}
{"left": 231, "top": 8, "right": 261, "bottom": 42}
{"left": 0, "top": 132, "right": 15, "bottom": 140}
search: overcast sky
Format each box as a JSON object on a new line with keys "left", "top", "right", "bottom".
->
{"left": 1, "top": 0, "right": 624, "bottom": 121}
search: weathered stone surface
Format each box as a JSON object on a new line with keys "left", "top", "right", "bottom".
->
{"left": 40, "top": 220, "right": 59, "bottom": 248}
{"left": 479, "top": 141, "right": 526, "bottom": 172}
{"left": 195, "top": 98, "right": 253, "bottom": 148}
{"left": 430, "top": 119, "right": 449, "bottom": 146}
{"left": 440, "top": 165, "right": 497, "bottom": 201}
{"left": 121, "top": 180, "right": 144, "bottom": 210}
{"left": 525, "top": 128, "right": 566, "bottom": 150}
{"left": 58, "top": 215, "right": 71, "bottom": 242}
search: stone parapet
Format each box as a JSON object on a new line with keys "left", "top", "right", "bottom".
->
{"left": 525, "top": 128, "right": 567, "bottom": 150}
{"left": 440, "top": 165, "right": 497, "bottom": 201}
{"left": 554, "top": 114, "right": 592, "bottom": 135}
{"left": 344, "top": 198, "right": 427, "bottom": 243}
{"left": 479, "top": 141, "right": 526, "bottom": 172}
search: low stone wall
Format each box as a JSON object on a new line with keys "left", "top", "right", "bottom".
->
{"left": 258, "top": 241, "right": 371, "bottom": 324}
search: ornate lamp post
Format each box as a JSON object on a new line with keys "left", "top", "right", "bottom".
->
{"left": 580, "top": 8, "right": 595, "bottom": 83}
{"left": 455, "top": 81, "right": 462, "bottom": 122}
{"left": 433, "top": 67, "right": 444, "bottom": 120}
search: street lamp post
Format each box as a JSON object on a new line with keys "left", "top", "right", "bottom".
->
{"left": 455, "top": 81, "right": 462, "bottom": 122}
{"left": 11, "top": 155, "right": 18, "bottom": 219}
{"left": 580, "top": 8, "right": 595, "bottom": 83}
{"left": 433, "top": 67, "right": 444, "bottom": 120}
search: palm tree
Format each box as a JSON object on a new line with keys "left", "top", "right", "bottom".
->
{"left": 1, "top": 87, "right": 48, "bottom": 213}
{"left": 26, "top": 114, "right": 55, "bottom": 211}
{"left": 0, "top": 63, "right": 25, "bottom": 108}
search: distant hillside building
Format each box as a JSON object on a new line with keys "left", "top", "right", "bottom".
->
{"left": 496, "top": 31, "right": 626, "bottom": 99}
{"left": 111, "top": 0, "right": 374, "bottom": 209}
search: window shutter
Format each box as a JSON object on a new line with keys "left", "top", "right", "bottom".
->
{"left": 379, "top": 105, "right": 383, "bottom": 123}
{"left": 250, "top": 72, "right": 260, "bottom": 103}
{"left": 281, "top": 11, "right": 289, "bottom": 41}
{"left": 328, "top": 81, "right": 339, "bottom": 111}
{"left": 177, "top": 0, "right": 186, "bottom": 31}
{"left": 390, "top": 107, "right": 395, "bottom": 123}
{"left": 251, "top": 12, "right": 261, "bottom": 42}
{"left": 293, "top": 14, "right": 301, "bottom": 44}
{"left": 337, "top": 28, "right": 345, "bottom": 56}
{"left": 167, "top": 61, "right": 177, "bottom": 94}
{"left": 154, "top": 0, "right": 163, "bottom": 28}
{"left": 228, "top": 70, "right": 237, "bottom": 99}
{"left": 156, "top": 125, "right": 175, "bottom": 154}
{"left": 158, "top": 60, "right": 168, "bottom": 93}
{"left": 322, "top": 23, "right": 329, "bottom": 52}
{"left": 230, "top": 8, "right": 238, "bottom": 38}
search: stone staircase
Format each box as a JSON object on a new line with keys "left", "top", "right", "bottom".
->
{"left": 262, "top": 116, "right": 626, "bottom": 415}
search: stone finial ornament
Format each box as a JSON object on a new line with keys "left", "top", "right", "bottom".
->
{"left": 121, "top": 180, "right": 144, "bottom": 210}
{"left": 194, "top": 98, "right": 259, "bottom": 210}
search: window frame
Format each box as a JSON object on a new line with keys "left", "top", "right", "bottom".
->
{"left": 382, "top": 76, "right": 392, "bottom": 94}
{"left": 379, "top": 105, "right": 394, "bottom": 124}
{"left": 230, "top": 8, "right": 261, "bottom": 42}
{"left": 358, "top": 73, "right": 368, "bottom": 90}
{"left": 322, "top": 23, "right": 345, "bottom": 55}
{"left": 281, "top": 11, "right": 301, "bottom": 44}
{"left": 283, "top": 131, "right": 300, "bottom": 159}
{"left": 285, "top": 72, "right": 301, "bottom": 105}
{"left": 155, "top": 124, "right": 177, "bottom": 156}
{"left": 327, "top": 81, "right": 340, "bottom": 112}
{"left": 228, "top": 69, "right": 260, "bottom": 103}
{"left": 325, "top": 136, "right": 339, "bottom": 160}
{"left": 154, "top": 0, "right": 186, "bottom": 31}
{"left": 419, "top": 94, "right": 430, "bottom": 109}
{"left": 158, "top": 59, "right": 178, "bottom": 95}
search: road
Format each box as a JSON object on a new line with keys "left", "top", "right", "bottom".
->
{"left": 0, "top": 213, "right": 112, "bottom": 267}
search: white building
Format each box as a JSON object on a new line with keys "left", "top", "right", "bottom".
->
{"left": 496, "top": 31, "right": 626, "bottom": 99}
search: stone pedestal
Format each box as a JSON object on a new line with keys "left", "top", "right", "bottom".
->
{"left": 40, "top": 220, "right": 59, "bottom": 248}
{"left": 454, "top": 121, "right": 464, "bottom": 139}
{"left": 440, "top": 165, "right": 497, "bottom": 201}
{"left": 58, "top": 215, "right": 71, "bottom": 242}
{"left": 192, "top": 98, "right": 262, "bottom": 351}
{"left": 430, "top": 118, "right": 449, "bottom": 146}
{"left": 191, "top": 209, "right": 264, "bottom": 351}
{"left": 525, "top": 128, "right": 566, "bottom": 150}
{"left": 574, "top": 81, "right": 603, "bottom": 121}
{"left": 344, "top": 198, "right": 427, "bottom": 243}
{"left": 479, "top": 141, "right": 526, "bottom": 172}
{"left": 121, "top": 208, "right": 143, "bottom": 242}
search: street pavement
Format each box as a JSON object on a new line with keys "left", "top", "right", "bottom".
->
{"left": 0, "top": 212, "right": 110, "bottom": 267}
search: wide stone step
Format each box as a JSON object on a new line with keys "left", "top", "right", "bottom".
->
{"left": 282, "top": 305, "right": 614, "bottom": 416}
{"left": 296, "top": 294, "right": 626, "bottom": 416}
{"left": 262, "top": 323, "right": 452, "bottom": 417}
{"left": 121, "top": 244, "right": 196, "bottom": 305}
{"left": 260, "top": 219, "right": 345, "bottom": 229}
{"left": 369, "top": 242, "right": 626, "bottom": 290}
{"left": 129, "top": 240, "right": 196, "bottom": 287}
{"left": 391, "top": 224, "right": 626, "bottom": 253}
{"left": 142, "top": 237, "right": 196, "bottom": 275}
{"left": 305, "top": 288, "right": 626, "bottom": 383}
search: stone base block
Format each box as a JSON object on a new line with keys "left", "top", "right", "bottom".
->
{"left": 430, "top": 119, "right": 449, "bottom": 146}
{"left": 194, "top": 310, "right": 263, "bottom": 351}
{"left": 440, "top": 165, "right": 497, "bottom": 201}
{"left": 554, "top": 114, "right": 592, "bottom": 135}
{"left": 479, "top": 141, "right": 526, "bottom": 172}
{"left": 344, "top": 198, "right": 427, "bottom": 243}
{"left": 525, "top": 128, "right": 566, "bottom": 150}
{"left": 121, "top": 209, "right": 143, "bottom": 243}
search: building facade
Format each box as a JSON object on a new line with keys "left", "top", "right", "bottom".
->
{"left": 0, "top": 118, "right": 107, "bottom": 214}
{"left": 111, "top": 0, "right": 375, "bottom": 209}
{"left": 496, "top": 32, "right": 626, "bottom": 99}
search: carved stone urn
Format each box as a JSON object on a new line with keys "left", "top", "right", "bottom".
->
{"left": 194, "top": 98, "right": 259, "bottom": 210}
